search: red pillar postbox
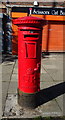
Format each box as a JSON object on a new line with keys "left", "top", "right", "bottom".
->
{"left": 13, "top": 16, "right": 47, "bottom": 108}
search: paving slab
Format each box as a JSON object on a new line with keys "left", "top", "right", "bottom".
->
{"left": 2, "top": 82, "right": 9, "bottom": 111}
{"left": 40, "top": 73, "right": 54, "bottom": 82}
{"left": 36, "top": 99, "right": 62, "bottom": 117}
{"left": 8, "top": 81, "right": 17, "bottom": 94}
{"left": 11, "top": 74, "right": 18, "bottom": 82}
{"left": 2, "top": 62, "right": 15, "bottom": 82}
{"left": 13, "top": 68, "right": 18, "bottom": 74}
{"left": 0, "top": 72, "right": 2, "bottom": 119}
{"left": 2, "top": 74, "right": 12, "bottom": 82}
{"left": 43, "top": 69, "right": 63, "bottom": 82}
{"left": 41, "top": 55, "right": 63, "bottom": 83}
{"left": 42, "top": 64, "right": 57, "bottom": 69}
{"left": 55, "top": 95, "right": 63, "bottom": 112}
{"left": 63, "top": 94, "right": 65, "bottom": 116}
{"left": 2, "top": 60, "right": 16, "bottom": 114}
{"left": 40, "top": 81, "right": 58, "bottom": 89}
{"left": 41, "top": 65, "right": 47, "bottom": 74}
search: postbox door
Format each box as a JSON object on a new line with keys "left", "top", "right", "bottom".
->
{"left": 25, "top": 42, "right": 37, "bottom": 59}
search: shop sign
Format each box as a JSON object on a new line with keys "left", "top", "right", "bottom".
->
{"left": 29, "top": 7, "right": 65, "bottom": 15}
{"left": 12, "top": 7, "right": 65, "bottom": 16}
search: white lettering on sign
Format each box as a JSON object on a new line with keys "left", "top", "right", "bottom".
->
{"left": 51, "top": 10, "right": 58, "bottom": 15}
{"left": 31, "top": 8, "right": 65, "bottom": 16}
{"left": 60, "top": 10, "right": 65, "bottom": 15}
{"left": 33, "top": 9, "right": 50, "bottom": 15}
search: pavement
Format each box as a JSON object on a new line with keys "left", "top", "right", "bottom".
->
{"left": 1, "top": 53, "right": 65, "bottom": 119}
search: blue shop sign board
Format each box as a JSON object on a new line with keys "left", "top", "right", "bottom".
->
{"left": 12, "top": 7, "right": 65, "bottom": 16}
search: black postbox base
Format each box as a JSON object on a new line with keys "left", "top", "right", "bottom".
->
{"left": 18, "top": 89, "right": 38, "bottom": 109}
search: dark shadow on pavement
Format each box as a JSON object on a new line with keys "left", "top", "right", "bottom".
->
{"left": 36, "top": 82, "right": 65, "bottom": 107}
{"left": 2, "top": 54, "right": 18, "bottom": 62}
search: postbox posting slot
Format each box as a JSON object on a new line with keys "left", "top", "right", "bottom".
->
{"left": 20, "top": 29, "right": 40, "bottom": 33}
{"left": 24, "top": 35, "right": 38, "bottom": 38}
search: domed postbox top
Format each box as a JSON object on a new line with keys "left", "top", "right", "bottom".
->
{"left": 12, "top": 16, "right": 47, "bottom": 27}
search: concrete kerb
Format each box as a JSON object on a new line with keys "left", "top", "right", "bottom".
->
{"left": 2, "top": 116, "right": 65, "bottom": 120}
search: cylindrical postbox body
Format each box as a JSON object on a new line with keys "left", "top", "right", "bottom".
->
{"left": 13, "top": 16, "right": 47, "bottom": 108}
{"left": 18, "top": 26, "right": 42, "bottom": 93}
